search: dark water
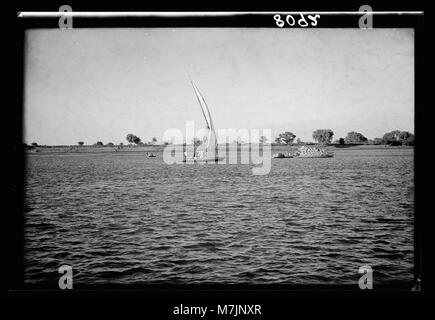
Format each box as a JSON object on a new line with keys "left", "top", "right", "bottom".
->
{"left": 24, "top": 148, "right": 414, "bottom": 286}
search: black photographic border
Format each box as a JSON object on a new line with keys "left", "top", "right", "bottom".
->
{"left": 11, "top": 7, "right": 427, "bottom": 305}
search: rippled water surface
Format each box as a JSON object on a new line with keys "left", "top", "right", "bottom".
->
{"left": 24, "top": 148, "right": 414, "bottom": 286}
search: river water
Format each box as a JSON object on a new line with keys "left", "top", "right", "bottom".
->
{"left": 24, "top": 148, "right": 414, "bottom": 287}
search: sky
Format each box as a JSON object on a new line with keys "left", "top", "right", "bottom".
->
{"left": 24, "top": 28, "right": 414, "bottom": 145}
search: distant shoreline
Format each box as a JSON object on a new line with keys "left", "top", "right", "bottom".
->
{"left": 25, "top": 144, "right": 413, "bottom": 154}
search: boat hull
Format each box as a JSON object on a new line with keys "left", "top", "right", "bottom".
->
{"left": 272, "top": 152, "right": 293, "bottom": 158}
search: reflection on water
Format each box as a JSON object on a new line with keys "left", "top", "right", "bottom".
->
{"left": 24, "top": 148, "right": 414, "bottom": 286}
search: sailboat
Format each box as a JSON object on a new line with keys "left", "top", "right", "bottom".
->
{"left": 183, "top": 80, "right": 225, "bottom": 163}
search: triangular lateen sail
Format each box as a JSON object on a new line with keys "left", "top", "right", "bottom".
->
{"left": 190, "top": 80, "right": 214, "bottom": 131}
{"left": 190, "top": 80, "right": 218, "bottom": 160}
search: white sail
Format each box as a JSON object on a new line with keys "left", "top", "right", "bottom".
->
{"left": 190, "top": 80, "right": 218, "bottom": 160}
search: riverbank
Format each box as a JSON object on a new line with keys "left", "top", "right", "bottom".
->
{"left": 25, "top": 144, "right": 413, "bottom": 154}
{"left": 26, "top": 145, "right": 162, "bottom": 154}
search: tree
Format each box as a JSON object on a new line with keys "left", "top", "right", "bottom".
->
{"left": 344, "top": 131, "right": 367, "bottom": 144}
{"left": 78, "top": 141, "right": 84, "bottom": 146}
{"left": 31, "top": 142, "right": 38, "bottom": 147}
{"left": 152, "top": 137, "right": 157, "bottom": 144}
{"left": 126, "top": 133, "right": 141, "bottom": 145}
{"left": 382, "top": 130, "right": 401, "bottom": 145}
{"left": 312, "top": 129, "right": 334, "bottom": 145}
{"left": 296, "top": 138, "right": 302, "bottom": 145}
{"left": 259, "top": 136, "right": 268, "bottom": 144}
{"left": 106, "top": 142, "right": 114, "bottom": 147}
{"left": 338, "top": 138, "right": 345, "bottom": 145}
{"left": 399, "top": 131, "right": 415, "bottom": 146}
{"left": 95, "top": 141, "right": 103, "bottom": 146}
{"left": 126, "top": 134, "right": 136, "bottom": 145}
{"left": 276, "top": 131, "right": 296, "bottom": 145}
{"left": 381, "top": 130, "right": 414, "bottom": 145}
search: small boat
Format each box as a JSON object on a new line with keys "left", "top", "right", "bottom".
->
{"left": 181, "top": 156, "right": 225, "bottom": 163}
{"left": 148, "top": 154, "right": 156, "bottom": 157}
{"left": 272, "top": 152, "right": 293, "bottom": 158}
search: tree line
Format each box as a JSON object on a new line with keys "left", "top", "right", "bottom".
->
{"left": 26, "top": 129, "right": 415, "bottom": 148}
{"left": 82, "top": 134, "right": 159, "bottom": 147}
{"left": 270, "top": 129, "right": 414, "bottom": 146}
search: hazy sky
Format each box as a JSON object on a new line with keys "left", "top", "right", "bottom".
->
{"left": 24, "top": 28, "right": 414, "bottom": 145}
